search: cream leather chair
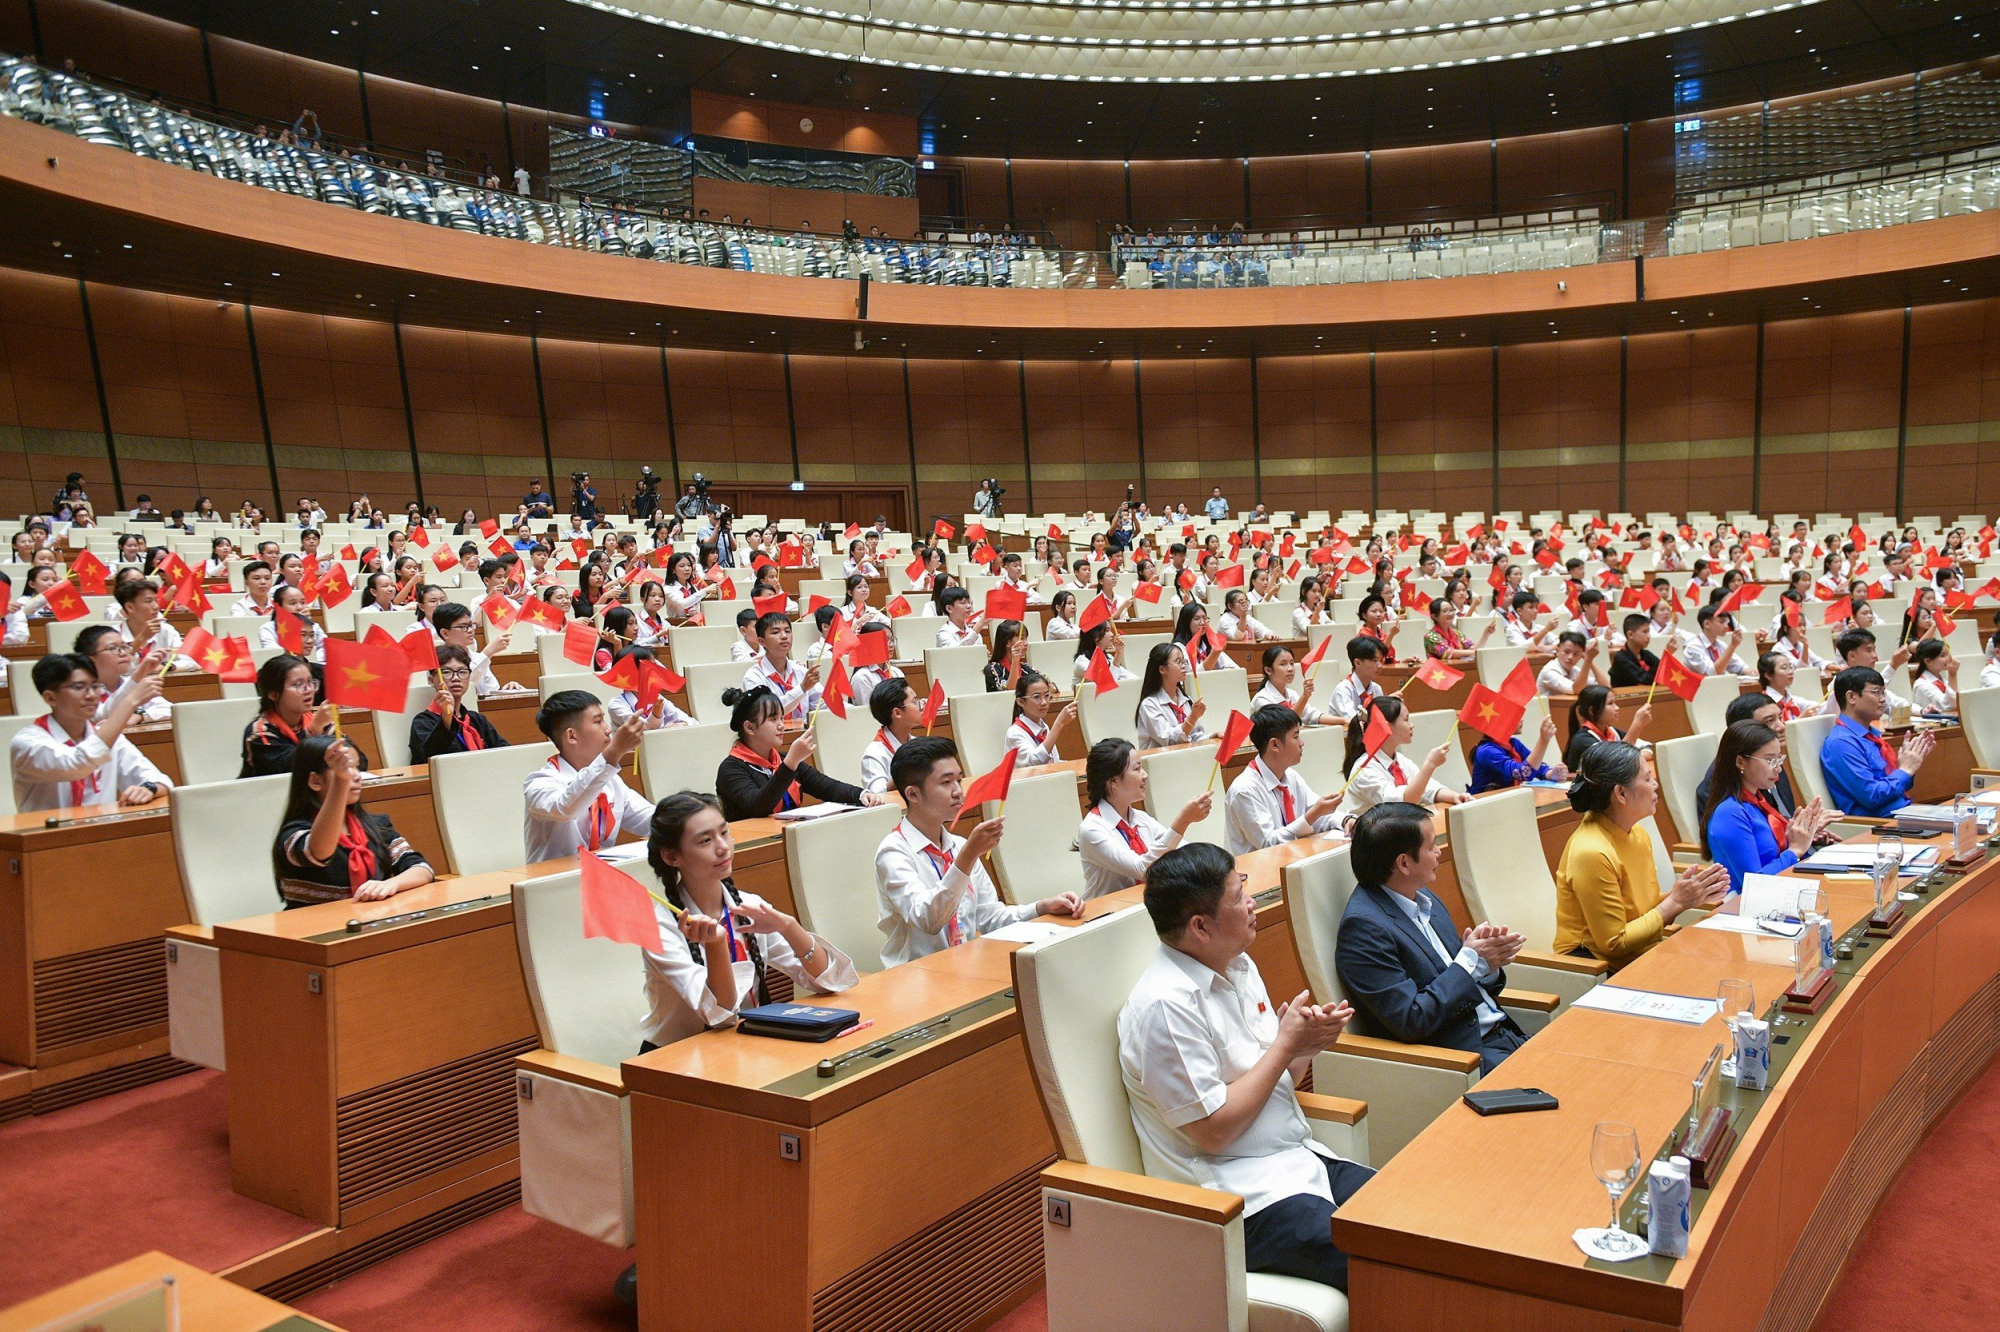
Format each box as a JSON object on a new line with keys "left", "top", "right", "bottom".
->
{"left": 810, "top": 703, "right": 878, "bottom": 788}
{"left": 923, "top": 645, "right": 989, "bottom": 698}
{"left": 1474, "top": 644, "right": 1527, "bottom": 690}
{"left": 1654, "top": 732, "right": 1718, "bottom": 856}
{"left": 683, "top": 660, "right": 751, "bottom": 724}
{"left": 1015, "top": 906, "right": 1365, "bottom": 1332}
{"left": 171, "top": 696, "right": 261, "bottom": 785}
{"left": 1408, "top": 708, "right": 1471, "bottom": 791}
{"left": 635, "top": 722, "right": 736, "bottom": 800}
{"left": 784, "top": 804, "right": 904, "bottom": 973}
{"left": 372, "top": 678, "right": 438, "bottom": 770}
{"left": 512, "top": 865, "right": 645, "bottom": 1247}
{"left": 0, "top": 715, "right": 38, "bottom": 817}
{"left": 1025, "top": 637, "right": 1077, "bottom": 683}
{"left": 7, "top": 661, "right": 47, "bottom": 719}
{"left": 988, "top": 770, "right": 1088, "bottom": 906}
{"left": 165, "top": 774, "right": 289, "bottom": 1070}
{"left": 1078, "top": 679, "right": 1141, "bottom": 747}
{"left": 432, "top": 741, "right": 558, "bottom": 874}
{"left": 892, "top": 615, "right": 945, "bottom": 661}
{"left": 1140, "top": 746, "right": 1229, "bottom": 849}
{"left": 1445, "top": 789, "right": 1606, "bottom": 1005}
{"left": 1961, "top": 685, "right": 2000, "bottom": 775}
{"left": 665, "top": 624, "right": 742, "bottom": 667}
{"left": 1784, "top": 712, "right": 1841, "bottom": 813}
{"left": 949, "top": 689, "right": 1018, "bottom": 778}
{"left": 1192, "top": 663, "right": 1252, "bottom": 730}
{"left": 1686, "top": 674, "right": 1741, "bottom": 736}
{"left": 1295, "top": 724, "right": 1347, "bottom": 798}
{"left": 354, "top": 609, "right": 422, "bottom": 645}
{"left": 540, "top": 671, "right": 615, "bottom": 705}
{"left": 43, "top": 619, "right": 90, "bottom": 656}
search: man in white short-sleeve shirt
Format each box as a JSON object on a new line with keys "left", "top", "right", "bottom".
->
{"left": 1118, "top": 841, "right": 1374, "bottom": 1291}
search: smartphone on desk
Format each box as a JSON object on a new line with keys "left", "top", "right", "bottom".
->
{"left": 1462, "top": 1087, "right": 1560, "bottom": 1115}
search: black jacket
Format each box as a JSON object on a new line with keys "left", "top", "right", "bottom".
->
{"left": 408, "top": 707, "right": 507, "bottom": 762}
{"left": 716, "top": 754, "right": 866, "bottom": 822}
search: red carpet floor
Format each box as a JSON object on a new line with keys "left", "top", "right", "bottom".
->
{"left": 0, "top": 1069, "right": 315, "bottom": 1307}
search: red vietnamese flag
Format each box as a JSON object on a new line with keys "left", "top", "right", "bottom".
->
{"left": 317, "top": 565, "right": 354, "bottom": 607}
{"left": 0, "top": 574, "right": 10, "bottom": 620}
{"left": 1215, "top": 563, "right": 1246, "bottom": 589}
{"left": 400, "top": 628, "right": 440, "bottom": 674}
{"left": 1935, "top": 608, "right": 1957, "bottom": 640}
{"left": 1865, "top": 581, "right": 1886, "bottom": 600}
{"left": 639, "top": 658, "right": 684, "bottom": 711}
{"left": 1486, "top": 563, "right": 1507, "bottom": 589}
{"left": 1286, "top": 560, "right": 1303, "bottom": 580}
{"left": 964, "top": 523, "right": 988, "bottom": 545}
{"left": 844, "top": 629, "right": 893, "bottom": 668}
{"left": 1534, "top": 548, "right": 1558, "bottom": 570}
{"left": 933, "top": 519, "right": 956, "bottom": 541}
{"left": 182, "top": 627, "right": 250, "bottom": 679}
{"left": 884, "top": 594, "right": 912, "bottom": 618}
{"left": 1458, "top": 683, "right": 1526, "bottom": 746}
{"left": 754, "top": 593, "right": 791, "bottom": 617}
{"left": 778, "top": 542, "right": 805, "bottom": 569}
{"left": 174, "top": 568, "right": 211, "bottom": 616}
{"left": 478, "top": 519, "right": 499, "bottom": 539}
{"left": 1410, "top": 658, "right": 1465, "bottom": 692}
{"left": 905, "top": 555, "right": 927, "bottom": 582}
{"left": 1361, "top": 702, "right": 1395, "bottom": 758}
{"left": 1132, "top": 581, "right": 1164, "bottom": 605}
{"left": 597, "top": 653, "right": 642, "bottom": 694}
{"left": 339, "top": 544, "right": 358, "bottom": 561}
{"left": 1443, "top": 545, "right": 1469, "bottom": 567}
{"left": 1085, "top": 644, "right": 1120, "bottom": 696}
{"left": 480, "top": 592, "right": 520, "bottom": 631}
{"left": 1946, "top": 590, "right": 1977, "bottom": 613}
{"left": 324, "top": 636, "right": 412, "bottom": 712}
{"left": 806, "top": 594, "right": 832, "bottom": 614}
{"left": 822, "top": 656, "right": 851, "bottom": 719}
{"left": 360, "top": 623, "right": 401, "bottom": 651}
{"left": 1309, "top": 546, "right": 1336, "bottom": 568}
{"left": 43, "top": 579, "right": 89, "bottom": 621}
{"left": 518, "top": 597, "right": 565, "bottom": 632}
{"left": 984, "top": 586, "right": 1028, "bottom": 623}
{"left": 1279, "top": 534, "right": 1295, "bottom": 559}
{"left": 1782, "top": 600, "right": 1802, "bottom": 631}
{"left": 1345, "top": 556, "right": 1371, "bottom": 576}
{"left": 1619, "top": 586, "right": 1658, "bottom": 610}
{"left": 273, "top": 607, "right": 307, "bottom": 655}
{"left": 1464, "top": 523, "right": 1485, "bottom": 540}
{"left": 1298, "top": 632, "right": 1336, "bottom": 673}
{"left": 1047, "top": 523, "right": 1064, "bottom": 541}
{"left": 69, "top": 550, "right": 108, "bottom": 595}
{"left": 1978, "top": 578, "right": 2000, "bottom": 602}
{"left": 1718, "top": 583, "right": 1761, "bottom": 614}
{"left": 487, "top": 535, "right": 514, "bottom": 559}
{"left": 844, "top": 522, "right": 862, "bottom": 540}
{"left": 959, "top": 747, "right": 1020, "bottom": 809}
{"left": 431, "top": 544, "right": 458, "bottom": 572}
{"left": 406, "top": 524, "right": 429, "bottom": 549}
{"left": 751, "top": 552, "right": 775, "bottom": 572}
{"left": 717, "top": 576, "right": 737, "bottom": 601}
{"left": 1078, "top": 595, "right": 1115, "bottom": 634}
{"left": 562, "top": 620, "right": 599, "bottom": 666}
{"left": 1211, "top": 709, "right": 1253, "bottom": 763}
{"left": 920, "top": 678, "right": 947, "bottom": 729}
{"left": 157, "top": 550, "right": 193, "bottom": 586}
{"left": 1498, "top": 658, "right": 1537, "bottom": 708}
{"left": 579, "top": 849, "right": 665, "bottom": 951}
{"left": 1653, "top": 650, "right": 1703, "bottom": 703}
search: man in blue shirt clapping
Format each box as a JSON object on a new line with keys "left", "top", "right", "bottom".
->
{"left": 1819, "top": 666, "right": 1934, "bottom": 818}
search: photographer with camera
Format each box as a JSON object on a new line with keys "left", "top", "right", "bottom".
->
{"left": 631, "top": 466, "right": 662, "bottom": 521}
{"left": 975, "top": 478, "right": 1006, "bottom": 519}
{"left": 677, "top": 472, "right": 714, "bottom": 522}
{"left": 570, "top": 471, "right": 598, "bottom": 524}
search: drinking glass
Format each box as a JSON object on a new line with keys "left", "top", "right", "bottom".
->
{"left": 1589, "top": 1121, "right": 1645, "bottom": 1255}
{"left": 1873, "top": 834, "right": 1903, "bottom": 912}
{"left": 1716, "top": 978, "right": 1754, "bottom": 1076}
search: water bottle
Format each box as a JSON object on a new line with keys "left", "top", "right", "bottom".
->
{"left": 1872, "top": 834, "right": 1902, "bottom": 915}
{"left": 1953, "top": 797, "right": 1977, "bottom": 862}
{"left": 1797, "top": 885, "right": 1834, "bottom": 976}
{"left": 1647, "top": 1157, "right": 1691, "bottom": 1258}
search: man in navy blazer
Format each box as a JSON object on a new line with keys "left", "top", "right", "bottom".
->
{"left": 1334, "top": 803, "right": 1528, "bottom": 1074}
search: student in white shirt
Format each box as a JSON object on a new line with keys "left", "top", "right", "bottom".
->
{"left": 255, "top": 583, "right": 327, "bottom": 664}
{"left": 432, "top": 602, "right": 527, "bottom": 698}
{"left": 1292, "top": 580, "right": 1330, "bottom": 637}
{"left": 1682, "top": 606, "right": 1750, "bottom": 677}
{"left": 77, "top": 626, "right": 171, "bottom": 724}
{"left": 1005, "top": 670, "right": 1077, "bottom": 766}
{"left": 231, "top": 561, "right": 278, "bottom": 618}
{"left": 1251, "top": 643, "right": 1331, "bottom": 727}
{"left": 861, "top": 677, "right": 923, "bottom": 794}
{"left": 843, "top": 624, "right": 905, "bottom": 703}
{"left": 1217, "top": 590, "right": 1278, "bottom": 643}
{"left": 935, "top": 586, "right": 983, "bottom": 648}
{"left": 996, "top": 553, "right": 1046, "bottom": 607}
{"left": 741, "top": 612, "right": 822, "bottom": 723}
{"left": 1117, "top": 841, "right": 1369, "bottom": 1292}
{"left": 1909, "top": 638, "right": 1959, "bottom": 715}
{"left": 637, "top": 791, "right": 858, "bottom": 1052}
{"left": 1325, "top": 637, "right": 1386, "bottom": 724}
{"left": 1536, "top": 631, "right": 1606, "bottom": 696}
{"left": 1499, "top": 590, "right": 1555, "bottom": 649}
{"left": 1224, "top": 704, "right": 1346, "bottom": 855}
{"left": 1770, "top": 617, "right": 1833, "bottom": 672}
{"left": 1333, "top": 696, "right": 1464, "bottom": 828}
{"left": 1075, "top": 737, "right": 1211, "bottom": 899}
{"left": 1074, "top": 624, "right": 1140, "bottom": 687}
{"left": 11, "top": 650, "right": 172, "bottom": 813}
{"left": 730, "top": 607, "right": 761, "bottom": 662}
{"left": 602, "top": 646, "right": 697, "bottom": 730}
{"left": 632, "top": 581, "right": 671, "bottom": 646}
{"left": 521, "top": 688, "right": 654, "bottom": 864}
{"left": 1135, "top": 642, "right": 1208, "bottom": 748}
{"left": 1044, "top": 590, "right": 1079, "bottom": 642}
{"left": 874, "top": 736, "right": 1081, "bottom": 967}
{"left": 1981, "top": 631, "right": 2000, "bottom": 692}
{"left": 840, "top": 575, "right": 891, "bottom": 629}
{"left": 1816, "top": 628, "right": 1913, "bottom": 717}
{"left": 110, "top": 577, "right": 190, "bottom": 668}
{"left": 2, "top": 566, "right": 62, "bottom": 646}
{"left": 843, "top": 539, "right": 881, "bottom": 580}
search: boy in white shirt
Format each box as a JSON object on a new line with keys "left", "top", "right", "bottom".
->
{"left": 874, "top": 736, "right": 1081, "bottom": 967}
{"left": 730, "top": 608, "right": 761, "bottom": 662}
{"left": 232, "top": 561, "right": 278, "bottom": 618}
{"left": 741, "top": 612, "right": 822, "bottom": 723}
{"left": 861, "top": 678, "right": 923, "bottom": 794}
{"left": 521, "top": 688, "right": 654, "bottom": 864}
{"left": 1325, "top": 637, "right": 1386, "bottom": 723}
{"left": 1536, "top": 631, "right": 1605, "bottom": 696}
{"left": 935, "top": 586, "right": 983, "bottom": 648}
{"left": 78, "top": 625, "right": 171, "bottom": 724}
{"left": 1223, "top": 705, "right": 1345, "bottom": 855}
{"left": 11, "top": 650, "right": 173, "bottom": 813}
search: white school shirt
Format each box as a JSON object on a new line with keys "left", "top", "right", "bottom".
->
{"left": 639, "top": 886, "right": 859, "bottom": 1049}
{"left": 606, "top": 689, "right": 695, "bottom": 730}
{"left": 1217, "top": 611, "right": 1277, "bottom": 643}
{"left": 729, "top": 638, "right": 758, "bottom": 663}
{"left": 10, "top": 714, "right": 172, "bottom": 814}
{"left": 847, "top": 662, "right": 904, "bottom": 703}
{"left": 1771, "top": 636, "right": 1833, "bottom": 671}
{"left": 466, "top": 645, "right": 505, "bottom": 698}
{"left": 254, "top": 617, "right": 325, "bottom": 664}
{"left": 1137, "top": 689, "right": 1205, "bottom": 748}
{"left": 1291, "top": 605, "right": 1326, "bottom": 637}
{"left": 874, "top": 818, "right": 1035, "bottom": 968}
{"left": 844, "top": 558, "right": 881, "bottom": 579}
{"left": 1251, "top": 681, "right": 1325, "bottom": 728}
{"left": 1077, "top": 800, "right": 1180, "bottom": 900}
{"left": 1499, "top": 612, "right": 1554, "bottom": 649}
{"left": 1224, "top": 756, "right": 1339, "bottom": 855}
{"left": 859, "top": 729, "right": 902, "bottom": 794}
{"left": 1004, "top": 715, "right": 1061, "bottom": 766}
{"left": 1912, "top": 673, "right": 1958, "bottom": 714}
{"left": 632, "top": 611, "right": 670, "bottom": 647}
{"left": 1682, "top": 634, "right": 1750, "bottom": 677}
{"left": 1045, "top": 615, "right": 1079, "bottom": 642}
{"left": 1335, "top": 750, "right": 1452, "bottom": 828}
{"left": 1118, "top": 943, "right": 1341, "bottom": 1219}
{"left": 663, "top": 581, "right": 708, "bottom": 620}
{"left": 2, "top": 597, "right": 50, "bottom": 646}
{"left": 1981, "top": 659, "right": 2000, "bottom": 691}
{"left": 1324, "top": 673, "right": 1383, "bottom": 723}
{"left": 95, "top": 669, "right": 171, "bottom": 724}
{"left": 1537, "top": 657, "right": 1587, "bottom": 697}
{"left": 1073, "top": 655, "right": 1138, "bottom": 685}
{"left": 230, "top": 592, "right": 277, "bottom": 619}
{"left": 742, "top": 654, "right": 819, "bottom": 723}
{"left": 937, "top": 621, "right": 983, "bottom": 649}
{"left": 520, "top": 753, "right": 654, "bottom": 864}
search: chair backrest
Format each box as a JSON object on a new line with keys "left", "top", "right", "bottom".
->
{"left": 679, "top": 660, "right": 749, "bottom": 724}
{"left": 513, "top": 868, "right": 650, "bottom": 1067}
{"left": 1192, "top": 666, "right": 1251, "bottom": 729}
{"left": 1445, "top": 788, "right": 1560, "bottom": 949}
{"left": 1785, "top": 712, "right": 1839, "bottom": 811}
{"left": 1654, "top": 732, "right": 1718, "bottom": 850}
{"left": 0, "top": 715, "right": 36, "bottom": 817}
{"left": 372, "top": 678, "right": 438, "bottom": 770}
{"left": 1077, "top": 679, "right": 1141, "bottom": 747}
{"left": 1012, "top": 905, "right": 1157, "bottom": 1171}
{"left": 1140, "top": 745, "right": 1228, "bottom": 848}
{"left": 1283, "top": 843, "right": 1359, "bottom": 1006}
{"left": 810, "top": 704, "right": 878, "bottom": 787}
{"left": 783, "top": 804, "right": 904, "bottom": 973}
{"left": 1686, "top": 674, "right": 1741, "bottom": 736}
{"left": 892, "top": 615, "right": 945, "bottom": 661}
{"left": 171, "top": 696, "right": 262, "bottom": 786}
{"left": 949, "top": 689, "right": 1019, "bottom": 778}
{"left": 1296, "top": 723, "right": 1348, "bottom": 796}
{"left": 987, "top": 770, "right": 1087, "bottom": 905}
{"left": 1409, "top": 708, "right": 1471, "bottom": 790}
{"left": 43, "top": 619, "right": 90, "bottom": 656}
{"left": 1962, "top": 685, "right": 2000, "bottom": 769}
{"left": 1024, "top": 638, "right": 1076, "bottom": 683}
{"left": 1636, "top": 815, "right": 1676, "bottom": 899}
{"left": 539, "top": 671, "right": 615, "bottom": 705}
{"left": 1475, "top": 645, "right": 1527, "bottom": 690}
{"left": 431, "top": 741, "right": 557, "bottom": 874}
{"left": 354, "top": 609, "right": 421, "bottom": 646}
{"left": 535, "top": 632, "right": 582, "bottom": 677}
{"left": 7, "top": 662, "right": 46, "bottom": 719}
{"left": 634, "top": 722, "right": 737, "bottom": 800}
{"left": 170, "top": 775, "right": 290, "bottom": 923}
{"left": 665, "top": 624, "right": 742, "bottom": 667}
{"left": 923, "top": 646, "right": 989, "bottom": 698}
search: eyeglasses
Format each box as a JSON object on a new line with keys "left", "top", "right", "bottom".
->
{"left": 437, "top": 668, "right": 472, "bottom": 681}
{"left": 55, "top": 679, "right": 99, "bottom": 695}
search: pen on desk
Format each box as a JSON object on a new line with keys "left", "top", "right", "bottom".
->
{"left": 837, "top": 1019, "right": 875, "bottom": 1039}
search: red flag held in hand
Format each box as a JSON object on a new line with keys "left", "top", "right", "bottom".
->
{"left": 1498, "top": 658, "right": 1537, "bottom": 707}
{"left": 562, "top": 620, "right": 598, "bottom": 666}
{"left": 1410, "top": 658, "right": 1464, "bottom": 692}
{"left": 273, "top": 607, "right": 306, "bottom": 656}
{"left": 579, "top": 849, "right": 665, "bottom": 951}
{"left": 324, "top": 636, "right": 412, "bottom": 712}
{"left": 1653, "top": 650, "right": 1703, "bottom": 703}
{"left": 1298, "top": 633, "right": 1335, "bottom": 672}
{"left": 1085, "top": 644, "right": 1120, "bottom": 696}
{"left": 400, "top": 628, "right": 440, "bottom": 674}
{"left": 844, "top": 629, "right": 893, "bottom": 668}
{"left": 480, "top": 592, "right": 520, "bottom": 632}
{"left": 884, "top": 594, "right": 912, "bottom": 618}
{"left": 518, "top": 597, "right": 565, "bottom": 632}
{"left": 1361, "top": 700, "right": 1395, "bottom": 757}
{"left": 822, "top": 657, "right": 851, "bottom": 719}
{"left": 1214, "top": 563, "right": 1246, "bottom": 589}
{"left": 407, "top": 524, "right": 429, "bottom": 549}
{"left": 639, "top": 658, "right": 684, "bottom": 712}
{"left": 69, "top": 550, "right": 108, "bottom": 595}
{"left": 478, "top": 519, "right": 499, "bottom": 539}
{"left": 960, "top": 747, "right": 1020, "bottom": 809}
{"left": 904, "top": 555, "right": 927, "bottom": 582}
{"left": 1078, "top": 595, "right": 1114, "bottom": 633}
{"left": 920, "top": 678, "right": 946, "bottom": 730}
{"left": 43, "top": 579, "right": 89, "bottom": 621}
{"left": 317, "top": 565, "right": 354, "bottom": 607}
{"left": 754, "top": 593, "right": 791, "bottom": 617}
{"left": 1458, "top": 683, "right": 1527, "bottom": 746}
{"left": 1212, "top": 709, "right": 1253, "bottom": 763}
{"left": 182, "top": 627, "right": 253, "bottom": 681}
{"left": 984, "top": 586, "right": 1028, "bottom": 623}
{"left": 432, "top": 544, "right": 458, "bottom": 572}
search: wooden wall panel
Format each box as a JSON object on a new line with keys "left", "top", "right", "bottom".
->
{"left": 0, "top": 0, "right": 36, "bottom": 58}
{"left": 1010, "top": 160, "right": 1127, "bottom": 250}
{"left": 359, "top": 74, "right": 512, "bottom": 179}
{"left": 32, "top": 0, "right": 209, "bottom": 106}
{"left": 400, "top": 326, "right": 541, "bottom": 516}
{"left": 1128, "top": 159, "right": 1244, "bottom": 225}
{"left": 1496, "top": 342, "right": 1560, "bottom": 514}
{"left": 664, "top": 350, "right": 793, "bottom": 486}
{"left": 0, "top": 267, "right": 111, "bottom": 517}
{"left": 252, "top": 309, "right": 413, "bottom": 513}
{"left": 1246, "top": 153, "right": 1368, "bottom": 224}
{"left": 908, "top": 359, "right": 1025, "bottom": 510}
{"left": 789, "top": 354, "right": 910, "bottom": 499}
{"left": 1760, "top": 311, "right": 1903, "bottom": 516}
{"left": 1374, "top": 347, "right": 1492, "bottom": 515}
{"left": 1903, "top": 300, "right": 1990, "bottom": 517}
{"left": 1023, "top": 359, "right": 1139, "bottom": 516}
{"left": 206, "top": 34, "right": 366, "bottom": 142}
{"left": 1496, "top": 126, "right": 1624, "bottom": 208}
{"left": 1138, "top": 357, "right": 1253, "bottom": 512}
{"left": 1256, "top": 353, "right": 1371, "bottom": 514}
{"left": 1372, "top": 143, "right": 1490, "bottom": 217}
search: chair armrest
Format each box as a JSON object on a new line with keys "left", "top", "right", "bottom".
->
{"left": 1296, "top": 1090, "right": 1367, "bottom": 1125}
{"left": 1041, "top": 1160, "right": 1242, "bottom": 1224}
{"left": 1512, "top": 947, "right": 1610, "bottom": 976}
{"left": 1830, "top": 816, "right": 1891, "bottom": 830}
{"left": 1672, "top": 842, "right": 1702, "bottom": 858}
{"left": 165, "top": 923, "right": 214, "bottom": 944}
{"left": 1332, "top": 1032, "right": 1480, "bottom": 1074}
{"left": 517, "top": 1049, "right": 627, "bottom": 1096}
{"left": 1497, "top": 988, "right": 1559, "bottom": 1013}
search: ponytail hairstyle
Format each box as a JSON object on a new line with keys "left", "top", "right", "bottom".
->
{"left": 1012, "top": 667, "right": 1049, "bottom": 719}
{"left": 1085, "top": 738, "right": 1136, "bottom": 809}
{"left": 1343, "top": 695, "right": 1404, "bottom": 776}
{"left": 645, "top": 790, "right": 764, "bottom": 984}
{"left": 1570, "top": 683, "right": 1612, "bottom": 743}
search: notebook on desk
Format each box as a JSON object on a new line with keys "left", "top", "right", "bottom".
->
{"left": 737, "top": 1002, "right": 861, "bottom": 1041}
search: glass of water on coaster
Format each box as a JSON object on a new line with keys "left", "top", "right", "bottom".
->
{"left": 1716, "top": 978, "right": 1754, "bottom": 1077}
{"left": 1589, "top": 1121, "right": 1646, "bottom": 1257}
{"left": 1872, "top": 833, "right": 1903, "bottom": 920}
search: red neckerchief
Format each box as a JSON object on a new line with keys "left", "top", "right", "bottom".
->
{"left": 1581, "top": 720, "right": 1619, "bottom": 743}
{"left": 1014, "top": 716, "right": 1048, "bottom": 745}
{"left": 899, "top": 823, "right": 963, "bottom": 944}
{"left": 338, "top": 812, "right": 379, "bottom": 888}
{"left": 1768, "top": 689, "right": 1803, "bottom": 721}
{"left": 1166, "top": 693, "right": 1188, "bottom": 725}
{"left": 1745, "top": 789, "right": 1790, "bottom": 847}
{"left": 1096, "top": 804, "right": 1149, "bottom": 855}
{"left": 260, "top": 710, "right": 307, "bottom": 746}
{"left": 730, "top": 742, "right": 800, "bottom": 810}
{"left": 427, "top": 697, "right": 484, "bottom": 751}
{"left": 35, "top": 715, "right": 98, "bottom": 807}
{"left": 547, "top": 756, "right": 614, "bottom": 848}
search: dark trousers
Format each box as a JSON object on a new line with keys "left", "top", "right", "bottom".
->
{"left": 1478, "top": 1022, "right": 1527, "bottom": 1076}
{"left": 1241, "top": 1154, "right": 1377, "bottom": 1292}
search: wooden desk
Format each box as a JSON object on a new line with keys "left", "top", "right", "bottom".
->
{"left": 1332, "top": 837, "right": 2000, "bottom": 1332}
{"left": 476, "top": 691, "right": 546, "bottom": 746}
{"left": 0, "top": 1251, "right": 343, "bottom": 1332}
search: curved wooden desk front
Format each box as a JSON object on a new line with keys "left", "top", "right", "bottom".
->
{"left": 1331, "top": 842, "right": 2000, "bottom": 1332}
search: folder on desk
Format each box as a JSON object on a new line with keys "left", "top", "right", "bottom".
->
{"left": 737, "top": 1003, "right": 861, "bottom": 1042}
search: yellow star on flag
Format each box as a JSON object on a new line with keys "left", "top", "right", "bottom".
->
{"left": 343, "top": 662, "right": 380, "bottom": 688}
{"left": 202, "top": 647, "right": 226, "bottom": 668}
{"left": 1476, "top": 702, "right": 1497, "bottom": 721}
